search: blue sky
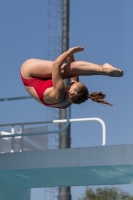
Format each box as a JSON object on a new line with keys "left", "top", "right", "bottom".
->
{"left": 0, "top": 0, "right": 133, "bottom": 199}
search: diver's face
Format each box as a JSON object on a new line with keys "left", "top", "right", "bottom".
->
{"left": 67, "top": 82, "right": 82, "bottom": 95}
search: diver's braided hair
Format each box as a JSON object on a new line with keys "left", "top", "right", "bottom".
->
{"left": 71, "top": 84, "right": 113, "bottom": 106}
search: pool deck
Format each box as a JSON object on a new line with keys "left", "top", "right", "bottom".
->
{"left": 0, "top": 144, "right": 133, "bottom": 188}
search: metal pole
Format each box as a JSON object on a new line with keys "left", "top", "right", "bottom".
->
{"left": 58, "top": 0, "right": 71, "bottom": 200}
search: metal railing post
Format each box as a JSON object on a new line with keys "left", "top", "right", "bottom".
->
{"left": 20, "top": 125, "right": 24, "bottom": 152}
{"left": 11, "top": 126, "right": 15, "bottom": 152}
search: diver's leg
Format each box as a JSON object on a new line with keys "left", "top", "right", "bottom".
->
{"left": 68, "top": 61, "right": 123, "bottom": 77}
{"left": 21, "top": 59, "right": 123, "bottom": 79}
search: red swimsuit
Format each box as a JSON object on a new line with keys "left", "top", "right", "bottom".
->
{"left": 20, "top": 73, "right": 70, "bottom": 109}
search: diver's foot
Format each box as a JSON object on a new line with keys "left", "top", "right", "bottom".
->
{"left": 102, "top": 63, "right": 124, "bottom": 77}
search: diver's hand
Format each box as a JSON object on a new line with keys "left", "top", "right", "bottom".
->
{"left": 68, "top": 46, "right": 84, "bottom": 55}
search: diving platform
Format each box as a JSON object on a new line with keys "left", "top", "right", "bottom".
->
{"left": 0, "top": 144, "right": 133, "bottom": 188}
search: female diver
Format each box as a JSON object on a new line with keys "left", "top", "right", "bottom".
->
{"left": 20, "top": 46, "right": 123, "bottom": 109}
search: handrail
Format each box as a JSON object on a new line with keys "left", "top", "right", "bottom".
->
{"left": 54, "top": 118, "right": 106, "bottom": 146}
{"left": 0, "top": 96, "right": 32, "bottom": 102}
{"left": 0, "top": 117, "right": 106, "bottom": 146}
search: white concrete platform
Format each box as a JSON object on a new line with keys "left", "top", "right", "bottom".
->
{"left": 0, "top": 144, "right": 133, "bottom": 188}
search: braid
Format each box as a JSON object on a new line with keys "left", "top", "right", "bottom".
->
{"left": 88, "top": 92, "right": 113, "bottom": 106}
{"left": 70, "top": 83, "right": 113, "bottom": 106}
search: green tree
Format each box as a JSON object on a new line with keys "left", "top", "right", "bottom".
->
{"left": 79, "top": 187, "right": 133, "bottom": 200}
